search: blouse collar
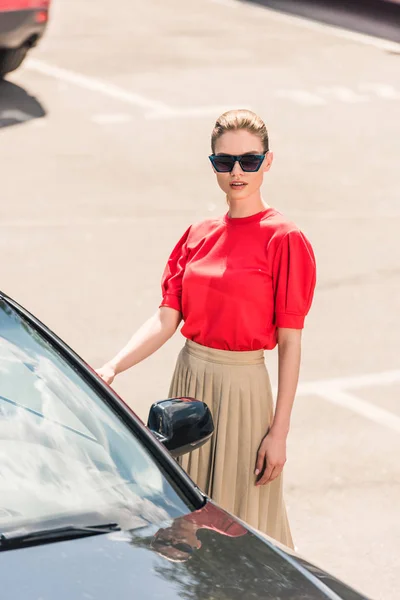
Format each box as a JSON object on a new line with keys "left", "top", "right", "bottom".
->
{"left": 223, "top": 207, "right": 275, "bottom": 225}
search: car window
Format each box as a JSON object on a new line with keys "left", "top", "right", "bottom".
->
{"left": 0, "top": 299, "right": 191, "bottom": 533}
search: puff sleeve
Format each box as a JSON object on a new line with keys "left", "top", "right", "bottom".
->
{"left": 160, "top": 226, "right": 191, "bottom": 313}
{"left": 272, "top": 229, "right": 316, "bottom": 329}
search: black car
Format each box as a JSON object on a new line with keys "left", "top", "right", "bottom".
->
{"left": 0, "top": 291, "right": 370, "bottom": 600}
{"left": 0, "top": 0, "right": 50, "bottom": 78}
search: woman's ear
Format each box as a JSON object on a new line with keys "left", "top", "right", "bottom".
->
{"left": 264, "top": 151, "right": 274, "bottom": 172}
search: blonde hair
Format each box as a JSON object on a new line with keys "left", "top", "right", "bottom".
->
{"left": 211, "top": 109, "right": 269, "bottom": 153}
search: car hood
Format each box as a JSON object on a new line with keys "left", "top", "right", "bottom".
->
{"left": 0, "top": 502, "right": 368, "bottom": 600}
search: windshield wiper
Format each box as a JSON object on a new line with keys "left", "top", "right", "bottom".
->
{"left": 0, "top": 523, "right": 120, "bottom": 550}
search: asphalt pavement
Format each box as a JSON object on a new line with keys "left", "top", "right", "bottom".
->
{"left": 1, "top": 1, "right": 400, "bottom": 598}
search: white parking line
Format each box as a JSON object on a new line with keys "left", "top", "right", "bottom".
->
{"left": 275, "top": 90, "right": 326, "bottom": 106}
{"left": 23, "top": 56, "right": 400, "bottom": 119}
{"left": 317, "top": 86, "right": 369, "bottom": 104}
{"left": 276, "top": 369, "right": 400, "bottom": 434}
{"left": 24, "top": 58, "right": 399, "bottom": 121}
{"left": 265, "top": 11, "right": 400, "bottom": 53}
{"left": 25, "top": 58, "right": 175, "bottom": 115}
{"left": 24, "top": 58, "right": 240, "bottom": 121}
{"left": 296, "top": 369, "right": 400, "bottom": 394}
{"left": 314, "top": 388, "right": 400, "bottom": 434}
{"left": 206, "top": 0, "right": 400, "bottom": 53}
{"left": 360, "top": 83, "right": 400, "bottom": 99}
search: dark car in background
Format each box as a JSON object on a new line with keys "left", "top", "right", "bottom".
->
{"left": 0, "top": 0, "right": 50, "bottom": 78}
{"left": 0, "top": 291, "right": 370, "bottom": 600}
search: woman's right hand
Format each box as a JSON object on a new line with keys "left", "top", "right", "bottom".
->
{"left": 95, "top": 363, "right": 117, "bottom": 385}
{"left": 93, "top": 308, "right": 181, "bottom": 387}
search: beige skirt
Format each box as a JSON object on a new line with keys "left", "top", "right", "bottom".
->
{"left": 169, "top": 339, "right": 293, "bottom": 549}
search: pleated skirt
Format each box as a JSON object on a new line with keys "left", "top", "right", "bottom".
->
{"left": 169, "top": 339, "right": 294, "bottom": 549}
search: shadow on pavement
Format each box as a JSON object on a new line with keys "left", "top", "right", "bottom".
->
{"left": 242, "top": 0, "right": 400, "bottom": 44}
{"left": 0, "top": 80, "right": 46, "bottom": 129}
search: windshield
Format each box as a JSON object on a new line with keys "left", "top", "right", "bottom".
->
{"left": 0, "top": 299, "right": 191, "bottom": 534}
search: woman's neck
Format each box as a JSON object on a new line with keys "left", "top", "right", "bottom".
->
{"left": 227, "top": 193, "right": 269, "bottom": 219}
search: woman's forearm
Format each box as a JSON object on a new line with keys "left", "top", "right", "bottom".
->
{"left": 270, "top": 329, "right": 302, "bottom": 436}
{"left": 107, "top": 307, "right": 181, "bottom": 375}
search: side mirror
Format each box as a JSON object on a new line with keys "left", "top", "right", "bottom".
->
{"left": 147, "top": 398, "right": 214, "bottom": 458}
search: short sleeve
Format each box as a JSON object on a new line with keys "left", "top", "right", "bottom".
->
{"left": 160, "top": 226, "right": 191, "bottom": 313}
{"left": 272, "top": 229, "right": 316, "bottom": 329}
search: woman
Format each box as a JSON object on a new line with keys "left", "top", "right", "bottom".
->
{"left": 149, "top": 502, "right": 248, "bottom": 563}
{"left": 97, "top": 109, "right": 316, "bottom": 549}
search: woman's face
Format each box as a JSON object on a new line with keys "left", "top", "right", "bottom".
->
{"left": 212, "top": 129, "right": 273, "bottom": 200}
{"left": 151, "top": 519, "right": 202, "bottom": 562}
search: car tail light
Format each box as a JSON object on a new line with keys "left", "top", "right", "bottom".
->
{"left": 35, "top": 9, "right": 48, "bottom": 22}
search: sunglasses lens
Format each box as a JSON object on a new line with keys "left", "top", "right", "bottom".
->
{"left": 239, "top": 155, "right": 263, "bottom": 171}
{"left": 174, "top": 543, "right": 195, "bottom": 554}
{"left": 212, "top": 156, "right": 234, "bottom": 172}
{"left": 210, "top": 154, "right": 265, "bottom": 172}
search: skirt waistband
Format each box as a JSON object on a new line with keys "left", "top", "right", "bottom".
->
{"left": 183, "top": 339, "right": 265, "bottom": 366}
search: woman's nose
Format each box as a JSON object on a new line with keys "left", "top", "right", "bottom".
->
{"left": 231, "top": 160, "right": 243, "bottom": 175}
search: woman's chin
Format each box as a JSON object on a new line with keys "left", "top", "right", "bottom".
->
{"left": 226, "top": 190, "right": 251, "bottom": 202}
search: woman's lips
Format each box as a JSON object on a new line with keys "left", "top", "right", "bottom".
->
{"left": 229, "top": 182, "right": 247, "bottom": 189}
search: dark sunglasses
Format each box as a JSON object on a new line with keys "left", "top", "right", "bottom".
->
{"left": 209, "top": 153, "right": 266, "bottom": 173}
{"left": 152, "top": 537, "right": 195, "bottom": 556}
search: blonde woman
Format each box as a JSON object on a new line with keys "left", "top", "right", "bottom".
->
{"left": 97, "top": 109, "right": 316, "bottom": 548}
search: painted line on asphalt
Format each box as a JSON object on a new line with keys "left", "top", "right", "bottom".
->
{"left": 24, "top": 58, "right": 240, "bottom": 121}
{"left": 25, "top": 58, "right": 175, "bottom": 115}
{"left": 296, "top": 369, "right": 400, "bottom": 394}
{"left": 207, "top": 0, "right": 400, "bottom": 53}
{"left": 23, "top": 57, "right": 400, "bottom": 118}
{"left": 314, "top": 389, "right": 400, "bottom": 435}
{"left": 273, "top": 369, "right": 400, "bottom": 434}
{"left": 275, "top": 90, "right": 326, "bottom": 106}
{"left": 24, "top": 60, "right": 399, "bottom": 121}
{"left": 360, "top": 83, "right": 400, "bottom": 99}
{"left": 316, "top": 86, "right": 369, "bottom": 104}
{"left": 265, "top": 11, "right": 400, "bottom": 53}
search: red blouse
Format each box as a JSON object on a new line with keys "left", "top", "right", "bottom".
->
{"left": 184, "top": 502, "right": 247, "bottom": 537}
{"left": 160, "top": 208, "right": 316, "bottom": 351}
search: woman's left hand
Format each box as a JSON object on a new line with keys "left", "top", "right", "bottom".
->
{"left": 254, "top": 430, "right": 287, "bottom": 486}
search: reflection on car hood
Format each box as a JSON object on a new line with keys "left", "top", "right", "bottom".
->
{"left": 0, "top": 501, "right": 368, "bottom": 600}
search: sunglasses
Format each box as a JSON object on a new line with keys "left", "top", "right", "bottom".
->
{"left": 209, "top": 153, "right": 266, "bottom": 173}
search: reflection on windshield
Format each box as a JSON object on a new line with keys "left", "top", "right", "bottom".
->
{"left": 0, "top": 300, "right": 190, "bottom": 532}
